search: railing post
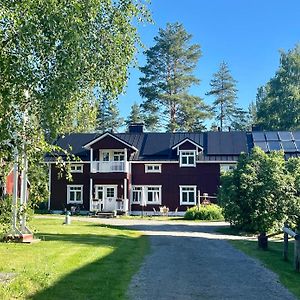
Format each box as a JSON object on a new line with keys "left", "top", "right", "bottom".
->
{"left": 295, "top": 229, "right": 300, "bottom": 272}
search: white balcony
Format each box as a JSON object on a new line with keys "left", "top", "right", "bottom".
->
{"left": 91, "top": 161, "right": 129, "bottom": 173}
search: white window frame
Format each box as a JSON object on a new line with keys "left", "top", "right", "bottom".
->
{"left": 131, "top": 186, "right": 143, "bottom": 204}
{"left": 99, "top": 149, "right": 125, "bottom": 162}
{"left": 131, "top": 185, "right": 162, "bottom": 205}
{"left": 220, "top": 164, "right": 236, "bottom": 173}
{"left": 146, "top": 186, "right": 162, "bottom": 204}
{"left": 70, "top": 164, "right": 83, "bottom": 173}
{"left": 67, "top": 185, "right": 83, "bottom": 204}
{"left": 179, "top": 150, "right": 196, "bottom": 167}
{"left": 180, "top": 185, "right": 197, "bottom": 205}
{"left": 145, "top": 164, "right": 162, "bottom": 173}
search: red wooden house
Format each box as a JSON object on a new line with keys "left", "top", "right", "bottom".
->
{"left": 47, "top": 125, "right": 300, "bottom": 215}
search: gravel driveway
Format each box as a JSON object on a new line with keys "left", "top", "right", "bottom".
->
{"left": 43, "top": 217, "right": 297, "bottom": 299}
{"left": 121, "top": 220, "right": 295, "bottom": 300}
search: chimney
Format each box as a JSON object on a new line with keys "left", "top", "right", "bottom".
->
{"left": 128, "top": 123, "right": 144, "bottom": 133}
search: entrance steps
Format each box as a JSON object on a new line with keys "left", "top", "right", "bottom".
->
{"left": 92, "top": 211, "right": 116, "bottom": 218}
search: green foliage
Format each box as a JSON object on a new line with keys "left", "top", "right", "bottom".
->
{"left": 0, "top": 1, "right": 149, "bottom": 213}
{"left": 206, "top": 61, "right": 242, "bottom": 131}
{"left": 96, "top": 95, "right": 123, "bottom": 133}
{"left": 139, "top": 22, "right": 211, "bottom": 132}
{"left": 219, "top": 147, "right": 300, "bottom": 233}
{"left": 256, "top": 45, "right": 300, "bottom": 130}
{"left": 125, "top": 102, "right": 144, "bottom": 127}
{"left": 0, "top": 196, "right": 12, "bottom": 237}
{"left": 184, "top": 204, "right": 223, "bottom": 220}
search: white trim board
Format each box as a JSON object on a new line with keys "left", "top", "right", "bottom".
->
{"left": 172, "top": 138, "right": 203, "bottom": 151}
{"left": 83, "top": 132, "right": 138, "bottom": 151}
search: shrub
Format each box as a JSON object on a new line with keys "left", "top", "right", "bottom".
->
{"left": 184, "top": 204, "right": 223, "bottom": 220}
{"left": 219, "top": 147, "right": 300, "bottom": 233}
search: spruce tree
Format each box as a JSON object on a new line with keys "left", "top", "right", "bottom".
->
{"left": 96, "top": 96, "right": 123, "bottom": 133}
{"left": 206, "top": 62, "right": 238, "bottom": 131}
{"left": 139, "top": 22, "right": 210, "bottom": 132}
{"left": 125, "top": 102, "right": 143, "bottom": 126}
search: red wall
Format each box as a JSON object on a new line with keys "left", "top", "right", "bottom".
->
{"left": 131, "top": 162, "right": 220, "bottom": 211}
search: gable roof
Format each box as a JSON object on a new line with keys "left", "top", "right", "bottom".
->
{"left": 83, "top": 132, "right": 138, "bottom": 151}
{"left": 47, "top": 131, "right": 250, "bottom": 162}
{"left": 171, "top": 138, "right": 203, "bottom": 151}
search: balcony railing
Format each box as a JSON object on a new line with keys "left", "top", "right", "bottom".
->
{"left": 91, "top": 161, "right": 129, "bottom": 173}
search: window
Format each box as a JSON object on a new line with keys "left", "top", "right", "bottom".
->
{"left": 132, "top": 186, "right": 142, "bottom": 203}
{"left": 220, "top": 164, "right": 236, "bottom": 173}
{"left": 180, "top": 186, "right": 196, "bottom": 205}
{"left": 113, "top": 151, "right": 125, "bottom": 161}
{"left": 95, "top": 186, "right": 103, "bottom": 200}
{"left": 106, "top": 187, "right": 115, "bottom": 198}
{"left": 145, "top": 164, "right": 161, "bottom": 173}
{"left": 70, "top": 164, "right": 83, "bottom": 173}
{"left": 147, "top": 186, "right": 161, "bottom": 204}
{"left": 67, "top": 185, "right": 83, "bottom": 204}
{"left": 131, "top": 186, "right": 162, "bottom": 205}
{"left": 180, "top": 151, "right": 196, "bottom": 167}
{"left": 102, "top": 151, "right": 110, "bottom": 161}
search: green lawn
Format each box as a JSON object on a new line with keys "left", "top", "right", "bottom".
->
{"left": 230, "top": 239, "right": 300, "bottom": 299}
{"left": 0, "top": 218, "right": 149, "bottom": 300}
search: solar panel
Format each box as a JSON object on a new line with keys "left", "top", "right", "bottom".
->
{"left": 281, "top": 141, "right": 297, "bottom": 152}
{"left": 252, "top": 132, "right": 265, "bottom": 141}
{"left": 295, "top": 141, "right": 300, "bottom": 151}
{"left": 268, "top": 141, "right": 282, "bottom": 151}
{"left": 278, "top": 132, "right": 293, "bottom": 141}
{"left": 292, "top": 132, "right": 300, "bottom": 141}
{"left": 254, "top": 141, "right": 268, "bottom": 152}
{"left": 265, "top": 132, "right": 279, "bottom": 141}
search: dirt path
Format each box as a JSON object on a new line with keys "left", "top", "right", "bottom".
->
{"left": 36, "top": 216, "right": 296, "bottom": 299}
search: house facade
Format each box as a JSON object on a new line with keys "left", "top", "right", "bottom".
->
{"left": 47, "top": 124, "right": 300, "bottom": 215}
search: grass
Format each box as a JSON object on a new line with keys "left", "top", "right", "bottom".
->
{"left": 0, "top": 218, "right": 149, "bottom": 300}
{"left": 230, "top": 239, "right": 300, "bottom": 299}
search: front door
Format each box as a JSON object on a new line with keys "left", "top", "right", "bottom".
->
{"left": 94, "top": 185, "right": 117, "bottom": 212}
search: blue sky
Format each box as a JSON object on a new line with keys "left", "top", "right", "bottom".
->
{"left": 118, "top": 0, "right": 300, "bottom": 127}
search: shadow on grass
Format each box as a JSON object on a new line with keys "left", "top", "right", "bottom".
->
{"left": 30, "top": 232, "right": 148, "bottom": 300}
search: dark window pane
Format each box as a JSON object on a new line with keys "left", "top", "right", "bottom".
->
{"left": 188, "top": 191, "right": 195, "bottom": 202}
{"left": 188, "top": 156, "right": 195, "bottom": 165}
{"left": 70, "top": 191, "right": 75, "bottom": 201}
{"left": 183, "top": 193, "right": 188, "bottom": 202}
{"left": 148, "top": 192, "right": 153, "bottom": 202}
{"left": 182, "top": 157, "right": 188, "bottom": 164}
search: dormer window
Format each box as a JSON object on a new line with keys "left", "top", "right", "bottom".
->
{"left": 180, "top": 151, "right": 196, "bottom": 167}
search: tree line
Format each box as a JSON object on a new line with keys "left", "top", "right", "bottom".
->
{"left": 97, "top": 23, "right": 300, "bottom": 133}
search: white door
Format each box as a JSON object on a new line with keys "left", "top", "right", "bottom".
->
{"left": 103, "top": 186, "right": 117, "bottom": 211}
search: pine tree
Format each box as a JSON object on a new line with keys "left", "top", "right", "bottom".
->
{"left": 125, "top": 102, "right": 143, "bottom": 126}
{"left": 96, "top": 96, "right": 123, "bottom": 133}
{"left": 206, "top": 62, "right": 238, "bottom": 131}
{"left": 139, "top": 22, "right": 210, "bottom": 132}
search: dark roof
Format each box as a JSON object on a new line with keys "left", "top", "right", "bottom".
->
{"left": 48, "top": 131, "right": 250, "bottom": 162}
